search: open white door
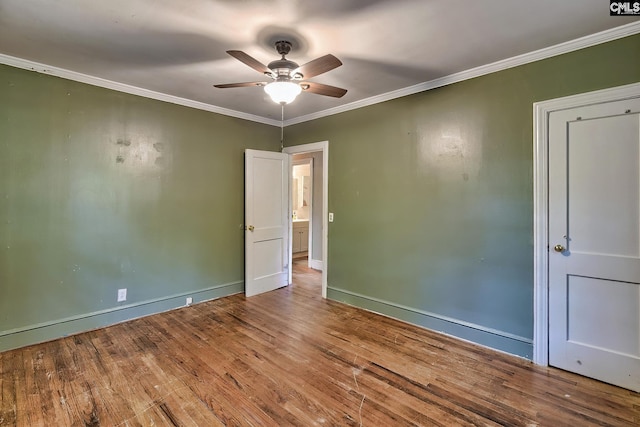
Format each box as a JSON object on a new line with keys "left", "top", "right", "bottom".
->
{"left": 548, "top": 98, "right": 640, "bottom": 391}
{"left": 245, "top": 149, "right": 289, "bottom": 297}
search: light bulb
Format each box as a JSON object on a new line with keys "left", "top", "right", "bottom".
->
{"left": 264, "top": 81, "right": 302, "bottom": 104}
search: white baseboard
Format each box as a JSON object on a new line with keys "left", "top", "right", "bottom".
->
{"left": 309, "top": 259, "right": 324, "bottom": 271}
{"left": 0, "top": 281, "right": 243, "bottom": 352}
{"left": 328, "top": 287, "right": 533, "bottom": 359}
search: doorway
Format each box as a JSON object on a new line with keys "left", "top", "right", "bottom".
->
{"left": 292, "top": 158, "right": 313, "bottom": 263}
{"left": 533, "top": 82, "right": 640, "bottom": 391}
{"left": 283, "top": 141, "right": 329, "bottom": 298}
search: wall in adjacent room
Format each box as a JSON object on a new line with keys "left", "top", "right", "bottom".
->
{"left": 284, "top": 34, "right": 640, "bottom": 358}
{"left": 0, "top": 64, "right": 280, "bottom": 351}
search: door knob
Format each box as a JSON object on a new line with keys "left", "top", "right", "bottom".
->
{"left": 553, "top": 244, "right": 565, "bottom": 253}
{"left": 246, "top": 225, "right": 255, "bottom": 231}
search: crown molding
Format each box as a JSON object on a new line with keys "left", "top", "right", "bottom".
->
{"left": 0, "top": 53, "right": 281, "bottom": 127}
{"left": 284, "top": 21, "right": 640, "bottom": 126}
{"left": 2, "top": 21, "right": 638, "bottom": 128}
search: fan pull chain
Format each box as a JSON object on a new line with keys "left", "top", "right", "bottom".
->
{"left": 280, "top": 104, "right": 284, "bottom": 151}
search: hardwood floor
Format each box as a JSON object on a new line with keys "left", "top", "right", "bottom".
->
{"left": 1, "top": 261, "right": 638, "bottom": 426}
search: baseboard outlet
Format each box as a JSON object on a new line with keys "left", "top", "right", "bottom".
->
{"left": 0, "top": 281, "right": 243, "bottom": 352}
{"left": 327, "top": 287, "right": 533, "bottom": 359}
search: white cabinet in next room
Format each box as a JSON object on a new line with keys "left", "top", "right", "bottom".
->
{"left": 293, "top": 220, "right": 309, "bottom": 253}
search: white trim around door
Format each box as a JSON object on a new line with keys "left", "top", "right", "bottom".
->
{"left": 533, "top": 81, "right": 640, "bottom": 365}
{"left": 283, "top": 141, "right": 329, "bottom": 298}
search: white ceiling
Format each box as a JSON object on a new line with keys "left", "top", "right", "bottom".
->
{"left": 1, "top": 0, "right": 638, "bottom": 125}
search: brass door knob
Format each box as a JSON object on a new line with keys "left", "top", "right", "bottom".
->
{"left": 246, "top": 225, "right": 255, "bottom": 231}
{"left": 553, "top": 244, "right": 565, "bottom": 253}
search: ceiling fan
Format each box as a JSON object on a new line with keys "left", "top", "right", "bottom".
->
{"left": 214, "top": 40, "right": 347, "bottom": 104}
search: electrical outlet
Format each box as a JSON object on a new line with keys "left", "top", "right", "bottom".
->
{"left": 186, "top": 297, "right": 193, "bottom": 305}
{"left": 329, "top": 212, "right": 334, "bottom": 222}
{"left": 117, "top": 288, "right": 127, "bottom": 302}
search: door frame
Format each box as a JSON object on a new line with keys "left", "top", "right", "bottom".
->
{"left": 532, "top": 82, "right": 640, "bottom": 365}
{"left": 283, "top": 141, "right": 329, "bottom": 298}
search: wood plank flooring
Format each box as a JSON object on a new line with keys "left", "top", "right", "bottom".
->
{"left": 1, "top": 261, "right": 639, "bottom": 426}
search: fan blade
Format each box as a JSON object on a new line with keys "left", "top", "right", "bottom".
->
{"left": 214, "top": 82, "right": 267, "bottom": 88}
{"left": 226, "top": 50, "right": 272, "bottom": 75}
{"left": 292, "top": 54, "right": 342, "bottom": 79}
{"left": 301, "top": 82, "right": 347, "bottom": 98}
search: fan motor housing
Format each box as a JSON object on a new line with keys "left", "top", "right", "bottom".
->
{"left": 268, "top": 59, "right": 299, "bottom": 77}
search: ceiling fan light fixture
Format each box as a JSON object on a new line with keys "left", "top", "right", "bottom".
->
{"left": 264, "top": 81, "right": 302, "bottom": 104}
{"left": 216, "top": 42, "right": 346, "bottom": 103}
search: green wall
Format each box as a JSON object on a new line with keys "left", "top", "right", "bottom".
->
{"left": 0, "top": 65, "right": 280, "bottom": 350}
{"left": 284, "top": 34, "right": 640, "bottom": 358}
{"left": 1, "top": 34, "right": 639, "bottom": 356}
